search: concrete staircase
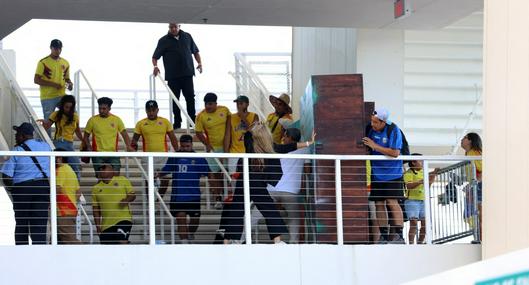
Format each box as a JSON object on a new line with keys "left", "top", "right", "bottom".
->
{"left": 74, "top": 128, "right": 225, "bottom": 244}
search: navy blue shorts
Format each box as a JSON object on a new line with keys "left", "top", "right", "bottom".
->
{"left": 170, "top": 201, "right": 201, "bottom": 218}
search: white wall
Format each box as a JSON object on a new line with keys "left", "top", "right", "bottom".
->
{"left": 357, "top": 29, "right": 405, "bottom": 126}
{"left": 406, "top": 246, "right": 529, "bottom": 285}
{"left": 291, "top": 27, "right": 357, "bottom": 119}
{"left": 0, "top": 245, "right": 480, "bottom": 285}
{"left": 482, "top": 0, "right": 529, "bottom": 259}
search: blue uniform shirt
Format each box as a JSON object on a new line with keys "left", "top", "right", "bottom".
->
{"left": 161, "top": 156, "right": 209, "bottom": 202}
{"left": 369, "top": 123, "right": 403, "bottom": 181}
{"left": 1, "top": 139, "right": 52, "bottom": 184}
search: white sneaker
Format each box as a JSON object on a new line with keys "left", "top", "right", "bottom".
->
{"left": 180, "top": 239, "right": 190, "bottom": 244}
{"left": 274, "top": 240, "right": 287, "bottom": 245}
{"left": 214, "top": 201, "right": 223, "bottom": 209}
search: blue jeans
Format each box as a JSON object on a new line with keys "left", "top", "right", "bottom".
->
{"left": 41, "top": 96, "right": 62, "bottom": 136}
{"left": 54, "top": 139, "right": 81, "bottom": 180}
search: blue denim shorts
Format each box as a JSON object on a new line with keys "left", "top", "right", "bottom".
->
{"left": 404, "top": 199, "right": 425, "bottom": 220}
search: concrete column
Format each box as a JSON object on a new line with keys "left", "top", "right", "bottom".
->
{"left": 291, "top": 27, "right": 357, "bottom": 119}
{"left": 483, "top": 0, "right": 529, "bottom": 258}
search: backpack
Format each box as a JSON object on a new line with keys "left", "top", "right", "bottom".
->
{"left": 365, "top": 123, "right": 410, "bottom": 156}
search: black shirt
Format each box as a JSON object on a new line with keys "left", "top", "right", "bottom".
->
{"left": 152, "top": 30, "right": 199, "bottom": 80}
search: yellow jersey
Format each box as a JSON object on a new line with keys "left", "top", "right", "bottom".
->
{"left": 85, "top": 114, "right": 126, "bottom": 152}
{"left": 92, "top": 176, "right": 135, "bottom": 231}
{"left": 404, "top": 169, "right": 425, "bottom": 201}
{"left": 56, "top": 164, "right": 79, "bottom": 217}
{"left": 49, "top": 111, "right": 79, "bottom": 142}
{"left": 229, "top": 112, "right": 257, "bottom": 153}
{"left": 266, "top": 112, "right": 293, "bottom": 144}
{"left": 195, "top": 106, "right": 231, "bottom": 149}
{"left": 35, "top": 56, "right": 70, "bottom": 100}
{"left": 134, "top": 117, "right": 173, "bottom": 152}
{"left": 466, "top": 149, "right": 482, "bottom": 180}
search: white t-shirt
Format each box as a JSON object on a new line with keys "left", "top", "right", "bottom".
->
{"left": 267, "top": 147, "right": 310, "bottom": 194}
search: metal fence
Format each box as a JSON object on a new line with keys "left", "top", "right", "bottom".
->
{"left": 0, "top": 151, "right": 481, "bottom": 246}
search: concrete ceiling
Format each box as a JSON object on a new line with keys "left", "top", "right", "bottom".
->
{"left": 0, "top": 0, "right": 483, "bottom": 39}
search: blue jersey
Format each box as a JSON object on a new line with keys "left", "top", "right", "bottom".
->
{"left": 1, "top": 139, "right": 52, "bottom": 184}
{"left": 369, "top": 123, "right": 403, "bottom": 181}
{"left": 161, "top": 157, "right": 209, "bottom": 202}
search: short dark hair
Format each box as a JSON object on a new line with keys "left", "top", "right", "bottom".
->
{"left": 180, "top": 134, "right": 193, "bottom": 143}
{"left": 285, "top": 128, "right": 301, "bottom": 142}
{"left": 54, "top": 148, "right": 67, "bottom": 162}
{"left": 97, "top": 97, "right": 113, "bottom": 107}
{"left": 204, "top": 93, "right": 217, "bottom": 103}
{"left": 407, "top": 153, "right": 423, "bottom": 167}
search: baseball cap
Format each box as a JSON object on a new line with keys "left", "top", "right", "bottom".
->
{"left": 234, "top": 95, "right": 249, "bottom": 104}
{"left": 50, "top": 39, "right": 63, "bottom": 49}
{"left": 204, "top": 93, "right": 217, "bottom": 103}
{"left": 13, "top": 122, "right": 34, "bottom": 135}
{"left": 373, "top": 108, "right": 391, "bottom": 123}
{"left": 145, "top": 100, "right": 158, "bottom": 109}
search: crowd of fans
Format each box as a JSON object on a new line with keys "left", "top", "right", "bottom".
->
{"left": 0, "top": 24, "right": 482, "bottom": 245}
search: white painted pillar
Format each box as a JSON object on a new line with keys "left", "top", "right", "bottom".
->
{"left": 483, "top": 0, "right": 529, "bottom": 258}
{"left": 291, "top": 27, "right": 357, "bottom": 120}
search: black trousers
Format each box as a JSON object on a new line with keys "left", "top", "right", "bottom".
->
{"left": 168, "top": 76, "right": 196, "bottom": 128}
{"left": 222, "top": 175, "right": 288, "bottom": 241}
{"left": 11, "top": 179, "right": 50, "bottom": 245}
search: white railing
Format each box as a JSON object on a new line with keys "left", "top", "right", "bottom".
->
{"left": 231, "top": 52, "right": 291, "bottom": 120}
{"left": 77, "top": 199, "right": 94, "bottom": 244}
{"left": 0, "top": 52, "right": 54, "bottom": 148}
{"left": 0, "top": 150, "right": 481, "bottom": 246}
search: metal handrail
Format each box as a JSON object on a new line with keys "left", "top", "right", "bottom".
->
{"left": 0, "top": 52, "right": 54, "bottom": 148}
{"left": 150, "top": 73, "right": 232, "bottom": 183}
{"left": 0, "top": 150, "right": 482, "bottom": 246}
{"left": 132, "top": 154, "right": 176, "bottom": 244}
{"left": 450, "top": 84, "right": 482, "bottom": 155}
{"left": 77, "top": 199, "right": 94, "bottom": 244}
{"left": 155, "top": 190, "right": 176, "bottom": 244}
{"left": 229, "top": 71, "right": 268, "bottom": 121}
{"left": 233, "top": 53, "right": 275, "bottom": 117}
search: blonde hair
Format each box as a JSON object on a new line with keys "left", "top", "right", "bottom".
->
{"left": 248, "top": 122, "right": 274, "bottom": 171}
{"left": 249, "top": 122, "right": 275, "bottom": 154}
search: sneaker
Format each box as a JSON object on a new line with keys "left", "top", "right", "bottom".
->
{"left": 180, "top": 239, "right": 190, "bottom": 244}
{"left": 188, "top": 234, "right": 195, "bottom": 241}
{"left": 375, "top": 236, "right": 388, "bottom": 245}
{"left": 214, "top": 196, "right": 223, "bottom": 209}
{"left": 214, "top": 201, "right": 223, "bottom": 209}
{"left": 388, "top": 235, "right": 406, "bottom": 244}
{"left": 274, "top": 240, "right": 287, "bottom": 245}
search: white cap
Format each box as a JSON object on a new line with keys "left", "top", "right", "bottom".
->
{"left": 373, "top": 108, "right": 391, "bottom": 123}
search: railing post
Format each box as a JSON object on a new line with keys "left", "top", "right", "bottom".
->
{"left": 73, "top": 71, "right": 80, "bottom": 115}
{"left": 335, "top": 159, "right": 344, "bottom": 245}
{"left": 471, "top": 162, "right": 480, "bottom": 242}
{"left": 423, "top": 160, "right": 433, "bottom": 244}
{"left": 49, "top": 155, "right": 58, "bottom": 245}
{"left": 91, "top": 91, "right": 95, "bottom": 117}
{"left": 148, "top": 156, "right": 156, "bottom": 245}
{"left": 243, "top": 157, "right": 252, "bottom": 245}
{"left": 149, "top": 75, "right": 153, "bottom": 101}
{"left": 134, "top": 91, "right": 139, "bottom": 124}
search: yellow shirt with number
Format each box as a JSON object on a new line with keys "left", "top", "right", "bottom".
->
{"left": 92, "top": 176, "right": 134, "bottom": 231}
{"left": 195, "top": 106, "right": 231, "bottom": 149}
{"left": 85, "top": 114, "right": 126, "bottom": 152}
{"left": 49, "top": 111, "right": 79, "bottom": 142}
{"left": 404, "top": 169, "right": 425, "bottom": 201}
{"left": 35, "top": 56, "right": 70, "bottom": 100}
{"left": 229, "top": 112, "right": 257, "bottom": 153}
{"left": 134, "top": 117, "right": 173, "bottom": 152}
{"left": 56, "top": 164, "right": 79, "bottom": 217}
{"left": 266, "top": 113, "right": 293, "bottom": 144}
